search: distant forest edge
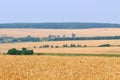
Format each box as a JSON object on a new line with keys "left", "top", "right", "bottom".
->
{"left": 0, "top": 35, "right": 120, "bottom": 43}
{"left": 0, "top": 23, "right": 120, "bottom": 29}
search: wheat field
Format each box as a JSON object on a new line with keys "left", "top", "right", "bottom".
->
{"left": 0, "top": 28, "right": 120, "bottom": 38}
{"left": 0, "top": 40, "right": 120, "bottom": 54}
{"left": 0, "top": 55, "right": 120, "bottom": 80}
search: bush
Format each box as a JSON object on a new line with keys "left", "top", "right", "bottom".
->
{"left": 22, "top": 49, "right": 33, "bottom": 55}
{"left": 63, "top": 44, "right": 68, "bottom": 47}
{"left": 99, "top": 44, "right": 111, "bottom": 47}
{"left": 51, "top": 45, "right": 53, "bottom": 48}
{"left": 43, "top": 45, "right": 49, "bottom": 48}
{"left": 63, "top": 44, "right": 66, "bottom": 47}
{"left": 84, "top": 45, "right": 87, "bottom": 47}
{"left": 77, "top": 44, "right": 81, "bottom": 47}
{"left": 7, "top": 48, "right": 33, "bottom": 55}
{"left": 39, "top": 46, "right": 42, "bottom": 48}
{"left": 7, "top": 48, "right": 17, "bottom": 55}
{"left": 70, "top": 44, "right": 76, "bottom": 47}
{"left": 34, "top": 46, "right": 36, "bottom": 48}
{"left": 55, "top": 46, "right": 59, "bottom": 48}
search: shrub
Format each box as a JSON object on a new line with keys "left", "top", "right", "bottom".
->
{"left": 43, "top": 45, "right": 49, "bottom": 48}
{"left": 63, "top": 44, "right": 66, "bottom": 47}
{"left": 34, "top": 46, "right": 36, "bottom": 48}
{"left": 7, "top": 48, "right": 17, "bottom": 55}
{"left": 24, "top": 50, "right": 33, "bottom": 55}
{"left": 51, "top": 45, "right": 53, "bottom": 48}
{"left": 77, "top": 44, "right": 81, "bottom": 47}
{"left": 39, "top": 46, "right": 42, "bottom": 48}
{"left": 84, "top": 45, "right": 87, "bottom": 47}
{"left": 99, "top": 44, "right": 111, "bottom": 47}
{"left": 7, "top": 48, "right": 33, "bottom": 55}
{"left": 63, "top": 44, "right": 68, "bottom": 47}
{"left": 55, "top": 46, "right": 59, "bottom": 48}
{"left": 70, "top": 44, "right": 76, "bottom": 47}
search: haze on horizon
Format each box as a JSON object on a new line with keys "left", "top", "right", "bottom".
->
{"left": 0, "top": 0, "right": 120, "bottom": 24}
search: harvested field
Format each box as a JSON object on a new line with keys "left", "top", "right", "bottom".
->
{"left": 34, "top": 47, "right": 120, "bottom": 54}
{"left": 0, "top": 55, "right": 120, "bottom": 80}
{"left": 0, "top": 40, "right": 120, "bottom": 54}
{"left": 0, "top": 28, "right": 120, "bottom": 38}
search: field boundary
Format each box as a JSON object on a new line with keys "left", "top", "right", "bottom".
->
{"left": 36, "top": 53, "right": 120, "bottom": 57}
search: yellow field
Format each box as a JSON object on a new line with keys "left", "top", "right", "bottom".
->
{"left": 0, "top": 40, "right": 120, "bottom": 54}
{"left": 0, "top": 55, "right": 120, "bottom": 80}
{"left": 0, "top": 28, "right": 120, "bottom": 38}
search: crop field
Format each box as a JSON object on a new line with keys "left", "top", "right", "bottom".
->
{"left": 0, "top": 40, "right": 120, "bottom": 54}
{"left": 0, "top": 29, "right": 120, "bottom": 80}
{"left": 0, "top": 28, "right": 120, "bottom": 38}
{"left": 0, "top": 55, "right": 120, "bottom": 80}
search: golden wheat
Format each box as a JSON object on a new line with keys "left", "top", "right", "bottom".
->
{"left": 0, "top": 40, "right": 120, "bottom": 54}
{"left": 0, "top": 55, "right": 120, "bottom": 80}
{"left": 0, "top": 28, "right": 120, "bottom": 38}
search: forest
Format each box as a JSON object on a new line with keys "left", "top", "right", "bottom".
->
{"left": 0, "top": 23, "right": 120, "bottom": 29}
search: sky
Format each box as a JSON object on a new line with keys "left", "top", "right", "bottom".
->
{"left": 0, "top": 0, "right": 120, "bottom": 23}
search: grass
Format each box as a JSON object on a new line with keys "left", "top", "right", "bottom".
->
{"left": 35, "top": 53, "right": 120, "bottom": 57}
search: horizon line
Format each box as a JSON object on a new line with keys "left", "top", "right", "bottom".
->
{"left": 0, "top": 22, "right": 119, "bottom": 24}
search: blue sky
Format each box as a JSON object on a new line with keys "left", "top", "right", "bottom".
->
{"left": 0, "top": 0, "right": 120, "bottom": 23}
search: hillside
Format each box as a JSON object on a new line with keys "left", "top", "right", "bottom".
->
{"left": 0, "top": 23, "right": 120, "bottom": 29}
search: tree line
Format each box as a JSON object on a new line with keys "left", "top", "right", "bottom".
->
{"left": 34, "top": 43, "right": 119, "bottom": 48}
{"left": 6, "top": 43, "right": 120, "bottom": 55}
{"left": 51, "top": 36, "right": 120, "bottom": 41}
{"left": 0, "top": 35, "right": 120, "bottom": 43}
{"left": 0, "top": 23, "right": 120, "bottom": 29}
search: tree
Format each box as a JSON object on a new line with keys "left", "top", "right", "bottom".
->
{"left": 21, "top": 48, "right": 27, "bottom": 55}
{"left": 63, "top": 34, "right": 66, "bottom": 38}
{"left": 70, "top": 44, "right": 76, "bottom": 47}
{"left": 39, "top": 46, "right": 42, "bottom": 48}
{"left": 71, "top": 33, "right": 76, "bottom": 38}
{"left": 43, "top": 45, "right": 49, "bottom": 48}
{"left": 26, "top": 50, "right": 33, "bottom": 55}
{"left": 84, "top": 45, "right": 87, "bottom": 47}
{"left": 77, "top": 44, "right": 81, "bottom": 47}
{"left": 7, "top": 48, "right": 17, "bottom": 55}
{"left": 55, "top": 46, "right": 59, "bottom": 48}
{"left": 63, "top": 44, "right": 68, "bottom": 47}
{"left": 7, "top": 48, "right": 33, "bottom": 55}
{"left": 34, "top": 46, "right": 36, "bottom": 48}
{"left": 51, "top": 45, "right": 53, "bottom": 48}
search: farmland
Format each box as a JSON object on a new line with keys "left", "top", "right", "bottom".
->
{"left": 0, "top": 28, "right": 120, "bottom": 38}
{"left": 0, "top": 55, "right": 120, "bottom": 80}
{"left": 0, "top": 28, "right": 120, "bottom": 80}
{"left": 1, "top": 0, "right": 120, "bottom": 79}
{"left": 0, "top": 40, "right": 120, "bottom": 54}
